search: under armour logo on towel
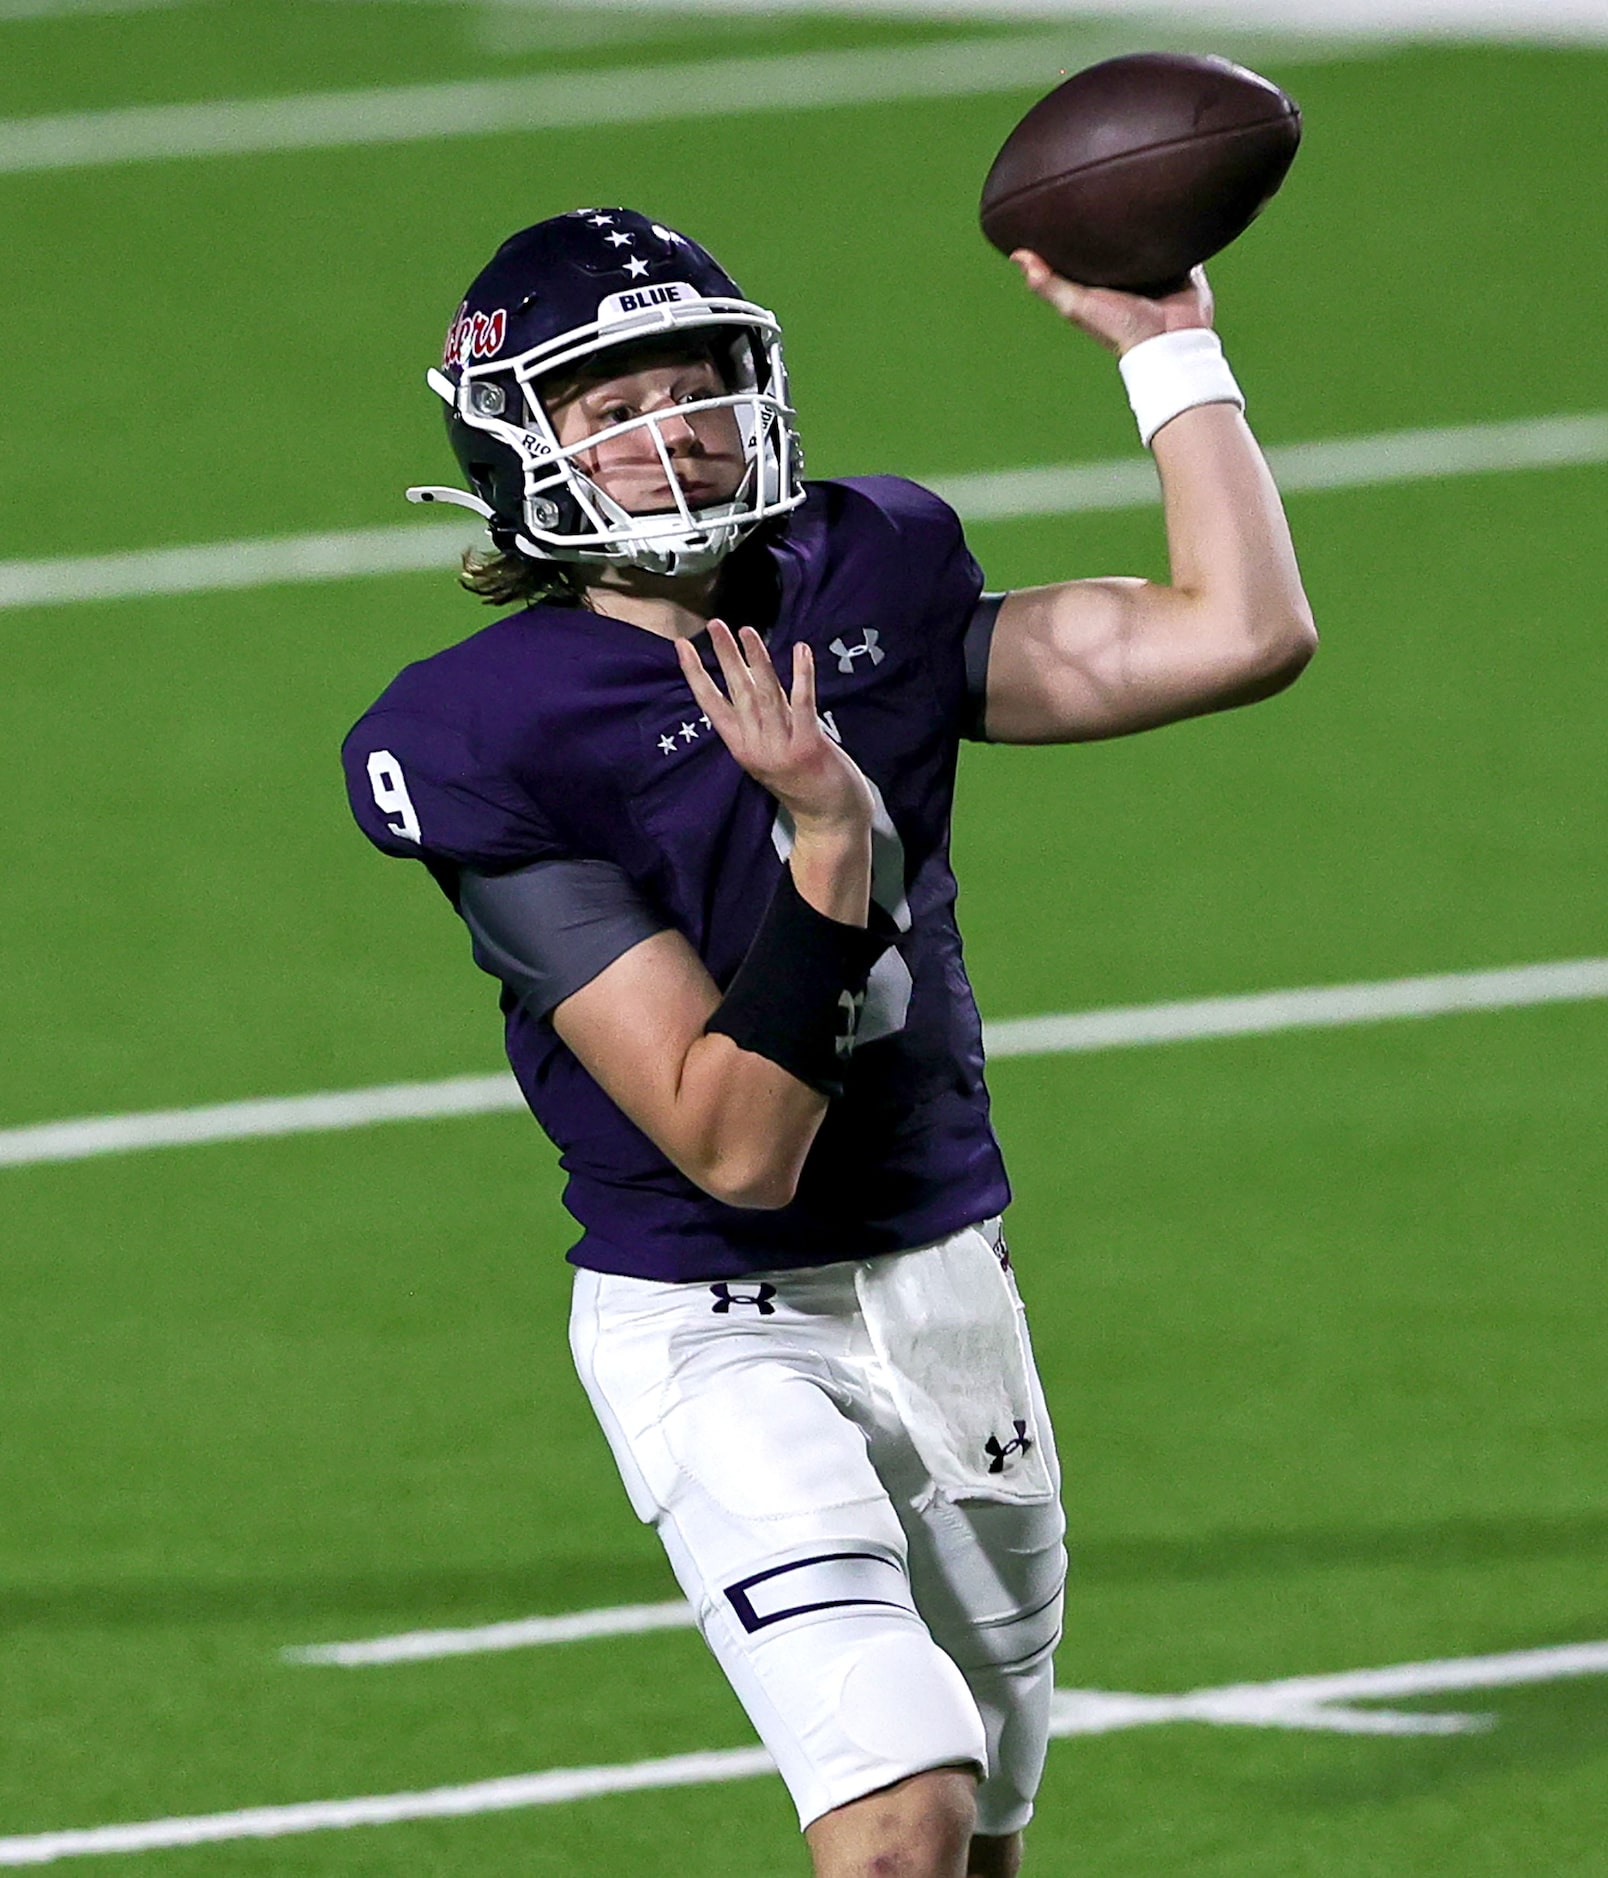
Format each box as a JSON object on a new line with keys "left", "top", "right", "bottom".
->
{"left": 709, "top": 1282, "right": 778, "bottom": 1316}
{"left": 829, "top": 630, "right": 885, "bottom": 674}
{"left": 984, "top": 1420, "right": 1033, "bottom": 1474}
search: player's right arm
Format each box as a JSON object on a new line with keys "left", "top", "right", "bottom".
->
{"left": 977, "top": 255, "right": 1316, "bottom": 743}
{"left": 550, "top": 621, "right": 876, "bottom": 1210}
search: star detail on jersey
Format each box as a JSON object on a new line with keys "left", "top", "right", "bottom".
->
{"left": 829, "top": 630, "right": 885, "bottom": 673}
{"left": 656, "top": 713, "right": 711, "bottom": 757}
{"left": 606, "top": 231, "right": 634, "bottom": 248}
{"left": 623, "top": 255, "right": 650, "bottom": 279}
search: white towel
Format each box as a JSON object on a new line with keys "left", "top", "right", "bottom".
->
{"left": 854, "top": 1223, "right": 1055, "bottom": 1507}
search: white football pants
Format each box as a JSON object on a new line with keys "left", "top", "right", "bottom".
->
{"left": 568, "top": 1220, "right": 1066, "bottom": 1833}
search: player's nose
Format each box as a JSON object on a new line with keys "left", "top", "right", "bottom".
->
{"left": 652, "top": 405, "right": 700, "bottom": 451}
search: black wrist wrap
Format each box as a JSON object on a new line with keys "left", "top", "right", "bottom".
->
{"left": 706, "top": 867, "right": 893, "bottom": 1098}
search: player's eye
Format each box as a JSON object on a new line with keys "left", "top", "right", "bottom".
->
{"left": 598, "top": 402, "right": 635, "bottom": 426}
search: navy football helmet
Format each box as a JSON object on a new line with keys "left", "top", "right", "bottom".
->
{"left": 409, "top": 209, "right": 804, "bottom": 578}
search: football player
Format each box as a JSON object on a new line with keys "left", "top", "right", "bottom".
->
{"left": 343, "top": 209, "right": 1314, "bottom": 1878}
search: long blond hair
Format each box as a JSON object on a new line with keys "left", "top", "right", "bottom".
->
{"left": 457, "top": 544, "right": 587, "bottom": 608}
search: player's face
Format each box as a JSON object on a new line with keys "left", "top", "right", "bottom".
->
{"left": 544, "top": 348, "right": 746, "bottom": 515}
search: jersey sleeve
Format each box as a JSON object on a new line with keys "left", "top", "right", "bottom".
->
{"left": 341, "top": 707, "right": 566, "bottom": 871}
{"left": 839, "top": 476, "right": 1001, "bottom": 741}
{"left": 457, "top": 860, "right": 668, "bottom": 1020}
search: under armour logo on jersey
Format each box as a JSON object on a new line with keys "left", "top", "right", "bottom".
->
{"left": 709, "top": 1283, "right": 778, "bottom": 1316}
{"left": 984, "top": 1420, "right": 1033, "bottom": 1474}
{"left": 835, "top": 988, "right": 865, "bottom": 1060}
{"left": 829, "top": 631, "right": 885, "bottom": 674}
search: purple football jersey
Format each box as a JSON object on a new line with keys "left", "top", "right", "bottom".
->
{"left": 343, "top": 477, "right": 1011, "bottom": 1280}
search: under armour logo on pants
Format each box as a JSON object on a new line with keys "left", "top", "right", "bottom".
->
{"left": 709, "top": 1282, "right": 779, "bottom": 1316}
{"left": 984, "top": 1419, "right": 1033, "bottom": 1473}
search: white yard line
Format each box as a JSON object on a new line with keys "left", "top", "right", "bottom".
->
{"left": 1207, "top": 1638, "right": 1608, "bottom": 1707}
{"left": 0, "top": 32, "right": 1112, "bottom": 176}
{"left": 3, "top": 411, "right": 1603, "bottom": 611}
{"left": 11, "top": 0, "right": 1603, "bottom": 40}
{"left": 2, "top": 957, "right": 1604, "bottom": 1172}
{"left": 0, "top": 0, "right": 183, "bottom": 17}
{"left": 4, "top": 9, "right": 1603, "bottom": 180}
{"left": 284, "top": 1597, "right": 697, "bottom": 1667}
{"left": 0, "top": 519, "right": 480, "bottom": 611}
{"left": 4, "top": 1640, "right": 1604, "bottom": 1863}
{"left": 1051, "top": 1640, "right": 1608, "bottom": 1739}
{"left": 0, "top": 1750, "right": 780, "bottom": 1866}
{"left": 283, "top": 1599, "right": 1608, "bottom": 1707}
{"left": 938, "top": 411, "right": 1608, "bottom": 523}
{"left": 0, "top": 1073, "right": 524, "bottom": 1169}
{"left": 540, "top": 0, "right": 1608, "bottom": 40}
{"left": 980, "top": 957, "right": 1608, "bottom": 1057}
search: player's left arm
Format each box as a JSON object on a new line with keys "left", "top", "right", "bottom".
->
{"left": 979, "top": 253, "right": 1317, "bottom": 745}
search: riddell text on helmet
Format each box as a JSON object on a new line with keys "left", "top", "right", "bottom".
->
{"left": 443, "top": 303, "right": 508, "bottom": 367}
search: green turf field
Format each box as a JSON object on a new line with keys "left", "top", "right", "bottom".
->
{"left": 2, "top": 5, "right": 1605, "bottom": 1872}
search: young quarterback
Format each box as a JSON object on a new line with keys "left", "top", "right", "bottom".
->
{"left": 342, "top": 207, "right": 1314, "bottom": 1877}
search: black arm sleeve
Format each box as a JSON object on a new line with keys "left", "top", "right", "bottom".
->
{"left": 705, "top": 868, "right": 892, "bottom": 1099}
{"left": 457, "top": 859, "right": 668, "bottom": 1020}
{"left": 961, "top": 591, "right": 1007, "bottom": 743}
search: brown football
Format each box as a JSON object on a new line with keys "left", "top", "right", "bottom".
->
{"left": 979, "top": 52, "right": 1301, "bottom": 297}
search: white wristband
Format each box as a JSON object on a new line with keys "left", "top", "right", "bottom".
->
{"left": 1118, "top": 328, "right": 1245, "bottom": 449}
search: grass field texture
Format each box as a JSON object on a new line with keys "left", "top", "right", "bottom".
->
{"left": 1, "top": 5, "right": 1605, "bottom": 1872}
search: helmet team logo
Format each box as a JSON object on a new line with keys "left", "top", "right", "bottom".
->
{"left": 443, "top": 302, "right": 508, "bottom": 367}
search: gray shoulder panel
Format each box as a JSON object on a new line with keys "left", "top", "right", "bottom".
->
{"left": 458, "top": 858, "right": 668, "bottom": 1020}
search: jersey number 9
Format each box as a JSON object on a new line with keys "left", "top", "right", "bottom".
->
{"left": 367, "top": 750, "right": 421, "bottom": 844}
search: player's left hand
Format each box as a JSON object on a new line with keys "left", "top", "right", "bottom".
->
{"left": 676, "top": 620, "right": 874, "bottom": 834}
{"left": 1012, "top": 249, "right": 1213, "bottom": 357}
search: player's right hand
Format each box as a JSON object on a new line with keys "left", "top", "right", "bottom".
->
{"left": 677, "top": 621, "right": 874, "bottom": 833}
{"left": 1013, "top": 249, "right": 1214, "bottom": 357}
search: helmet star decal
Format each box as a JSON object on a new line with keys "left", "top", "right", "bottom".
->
{"left": 606, "top": 231, "right": 634, "bottom": 248}
{"left": 624, "top": 256, "right": 650, "bottom": 278}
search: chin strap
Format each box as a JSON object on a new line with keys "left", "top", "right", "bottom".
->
{"left": 406, "top": 484, "right": 496, "bottom": 520}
